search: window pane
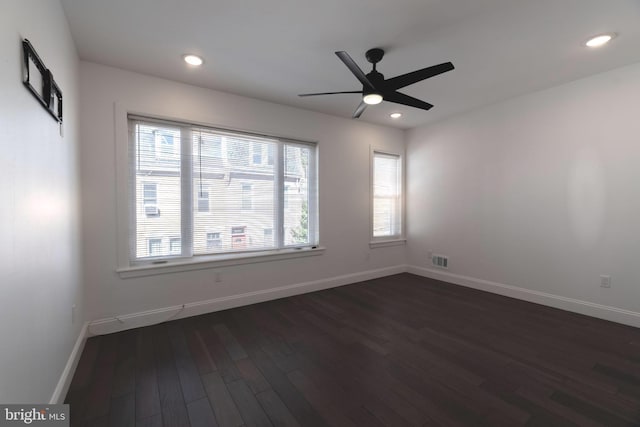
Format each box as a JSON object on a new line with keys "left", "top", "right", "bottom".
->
{"left": 129, "top": 117, "right": 318, "bottom": 263}
{"left": 284, "top": 144, "right": 310, "bottom": 245}
{"left": 134, "top": 124, "right": 182, "bottom": 258}
{"left": 373, "top": 153, "right": 401, "bottom": 237}
{"left": 192, "top": 132, "right": 276, "bottom": 254}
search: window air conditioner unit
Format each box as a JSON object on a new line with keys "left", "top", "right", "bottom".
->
{"left": 145, "top": 204, "right": 160, "bottom": 216}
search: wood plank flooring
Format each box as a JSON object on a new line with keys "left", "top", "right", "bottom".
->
{"left": 65, "top": 273, "right": 640, "bottom": 426}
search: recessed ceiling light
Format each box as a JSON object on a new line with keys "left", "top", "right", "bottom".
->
{"left": 363, "top": 93, "right": 383, "bottom": 105}
{"left": 390, "top": 112, "right": 402, "bottom": 119}
{"left": 585, "top": 33, "right": 616, "bottom": 48}
{"left": 183, "top": 54, "right": 204, "bottom": 66}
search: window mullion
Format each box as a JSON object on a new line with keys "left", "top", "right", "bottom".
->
{"left": 181, "top": 126, "right": 193, "bottom": 257}
{"left": 275, "top": 141, "right": 285, "bottom": 248}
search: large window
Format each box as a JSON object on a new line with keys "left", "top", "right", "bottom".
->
{"left": 129, "top": 116, "right": 318, "bottom": 263}
{"left": 372, "top": 150, "right": 402, "bottom": 239}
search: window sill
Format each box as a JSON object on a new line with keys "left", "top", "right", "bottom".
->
{"left": 117, "top": 246, "right": 325, "bottom": 279}
{"left": 369, "top": 239, "right": 406, "bottom": 249}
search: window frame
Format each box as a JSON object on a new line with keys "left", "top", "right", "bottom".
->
{"left": 370, "top": 147, "right": 406, "bottom": 247}
{"left": 115, "top": 107, "right": 322, "bottom": 277}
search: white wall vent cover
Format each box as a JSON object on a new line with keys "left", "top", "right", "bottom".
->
{"left": 432, "top": 254, "right": 449, "bottom": 269}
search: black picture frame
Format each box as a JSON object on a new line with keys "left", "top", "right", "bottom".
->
{"left": 22, "top": 38, "right": 63, "bottom": 124}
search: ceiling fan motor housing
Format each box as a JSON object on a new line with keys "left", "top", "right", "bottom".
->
{"left": 364, "top": 71, "right": 385, "bottom": 96}
{"left": 365, "top": 48, "right": 385, "bottom": 64}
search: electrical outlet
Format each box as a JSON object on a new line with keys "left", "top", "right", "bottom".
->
{"left": 600, "top": 275, "right": 611, "bottom": 288}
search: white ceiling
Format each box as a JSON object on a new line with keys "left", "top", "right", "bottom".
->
{"left": 61, "top": 0, "right": 640, "bottom": 129}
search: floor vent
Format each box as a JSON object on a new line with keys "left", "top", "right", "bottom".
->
{"left": 432, "top": 254, "right": 449, "bottom": 269}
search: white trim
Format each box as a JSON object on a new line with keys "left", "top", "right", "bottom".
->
{"left": 81, "top": 263, "right": 640, "bottom": 362}
{"left": 369, "top": 239, "right": 406, "bottom": 249}
{"left": 118, "top": 246, "right": 325, "bottom": 279}
{"left": 407, "top": 265, "right": 640, "bottom": 329}
{"left": 90, "top": 265, "right": 406, "bottom": 335}
{"left": 115, "top": 103, "right": 131, "bottom": 269}
{"left": 50, "top": 322, "right": 89, "bottom": 404}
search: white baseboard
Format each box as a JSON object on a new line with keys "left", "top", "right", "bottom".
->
{"left": 87, "top": 263, "right": 640, "bottom": 337}
{"left": 50, "top": 322, "right": 89, "bottom": 404}
{"left": 408, "top": 265, "right": 640, "bottom": 329}
{"left": 88, "top": 265, "right": 407, "bottom": 336}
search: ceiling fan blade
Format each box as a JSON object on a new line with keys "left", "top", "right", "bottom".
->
{"left": 298, "top": 90, "right": 362, "bottom": 97}
{"left": 352, "top": 100, "right": 367, "bottom": 119}
{"left": 385, "top": 91, "right": 434, "bottom": 111}
{"left": 335, "top": 51, "right": 374, "bottom": 89}
{"left": 385, "top": 62, "right": 454, "bottom": 90}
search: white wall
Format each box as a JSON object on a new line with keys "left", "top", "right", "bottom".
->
{"left": 0, "top": 0, "right": 83, "bottom": 403}
{"left": 79, "top": 62, "right": 405, "bottom": 325}
{"left": 407, "top": 62, "right": 640, "bottom": 316}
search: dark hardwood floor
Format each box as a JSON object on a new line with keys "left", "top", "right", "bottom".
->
{"left": 65, "top": 273, "right": 640, "bottom": 426}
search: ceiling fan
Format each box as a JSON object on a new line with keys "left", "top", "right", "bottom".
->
{"left": 299, "top": 48, "right": 454, "bottom": 118}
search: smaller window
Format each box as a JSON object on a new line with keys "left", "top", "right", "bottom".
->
{"left": 148, "top": 238, "right": 162, "bottom": 256}
{"left": 143, "top": 183, "right": 157, "bottom": 204}
{"left": 372, "top": 151, "right": 402, "bottom": 239}
{"left": 169, "top": 238, "right": 181, "bottom": 255}
{"left": 241, "top": 184, "right": 252, "bottom": 210}
{"left": 252, "top": 142, "right": 263, "bottom": 165}
{"left": 143, "top": 183, "right": 159, "bottom": 217}
{"left": 206, "top": 232, "right": 221, "bottom": 250}
{"left": 198, "top": 191, "right": 209, "bottom": 212}
{"left": 154, "top": 130, "right": 179, "bottom": 160}
{"left": 204, "top": 136, "right": 222, "bottom": 159}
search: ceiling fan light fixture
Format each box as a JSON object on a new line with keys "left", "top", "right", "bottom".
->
{"left": 585, "top": 33, "right": 616, "bottom": 48}
{"left": 363, "top": 93, "right": 383, "bottom": 105}
{"left": 298, "top": 49, "right": 454, "bottom": 119}
{"left": 183, "top": 54, "right": 204, "bottom": 66}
